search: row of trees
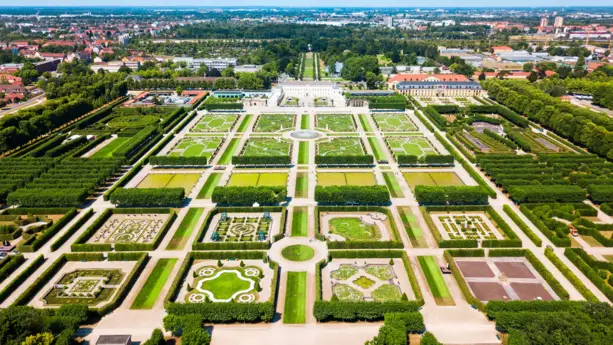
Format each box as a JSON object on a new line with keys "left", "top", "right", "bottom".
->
{"left": 314, "top": 185, "right": 390, "bottom": 205}
{"left": 211, "top": 186, "right": 287, "bottom": 205}
{"left": 110, "top": 188, "right": 185, "bottom": 206}
{"left": 315, "top": 155, "right": 374, "bottom": 166}
{"left": 397, "top": 155, "right": 454, "bottom": 166}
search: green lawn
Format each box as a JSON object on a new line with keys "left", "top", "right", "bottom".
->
{"left": 372, "top": 113, "right": 417, "bottom": 132}
{"left": 167, "top": 137, "right": 222, "bottom": 158}
{"left": 137, "top": 173, "right": 200, "bottom": 194}
{"left": 316, "top": 114, "right": 356, "bottom": 132}
{"left": 282, "top": 245, "right": 314, "bottom": 261}
{"left": 200, "top": 271, "right": 252, "bottom": 300}
{"left": 298, "top": 142, "right": 309, "bottom": 164}
{"left": 253, "top": 114, "right": 295, "bottom": 132}
{"left": 386, "top": 136, "right": 437, "bottom": 159}
{"left": 167, "top": 208, "right": 204, "bottom": 250}
{"left": 237, "top": 114, "right": 253, "bottom": 132}
{"left": 318, "top": 172, "right": 376, "bottom": 186}
{"left": 367, "top": 137, "right": 387, "bottom": 161}
{"left": 130, "top": 258, "right": 177, "bottom": 309}
{"left": 218, "top": 138, "right": 240, "bottom": 164}
{"left": 317, "top": 137, "right": 365, "bottom": 156}
{"left": 283, "top": 271, "right": 307, "bottom": 324}
{"left": 382, "top": 172, "right": 404, "bottom": 198}
{"left": 398, "top": 207, "right": 426, "bottom": 248}
{"left": 418, "top": 256, "right": 454, "bottom": 306}
{"left": 300, "top": 114, "right": 310, "bottom": 129}
{"left": 295, "top": 172, "right": 308, "bottom": 198}
{"left": 403, "top": 172, "right": 464, "bottom": 190}
{"left": 242, "top": 138, "right": 291, "bottom": 156}
{"left": 192, "top": 114, "right": 238, "bottom": 132}
{"left": 91, "top": 137, "right": 131, "bottom": 158}
{"left": 197, "top": 173, "right": 222, "bottom": 199}
{"left": 358, "top": 114, "right": 374, "bottom": 132}
{"left": 227, "top": 173, "right": 288, "bottom": 187}
{"left": 329, "top": 217, "right": 381, "bottom": 241}
{"left": 291, "top": 207, "right": 308, "bottom": 237}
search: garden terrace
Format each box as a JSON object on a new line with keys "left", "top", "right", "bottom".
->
{"left": 315, "top": 137, "right": 373, "bottom": 166}
{"left": 444, "top": 249, "right": 569, "bottom": 312}
{"left": 315, "top": 206, "right": 402, "bottom": 249}
{"left": 315, "top": 114, "right": 356, "bottom": 132}
{"left": 403, "top": 172, "right": 465, "bottom": 191}
{"left": 371, "top": 113, "right": 417, "bottom": 132}
{"left": 506, "top": 128, "right": 569, "bottom": 154}
{"left": 384, "top": 136, "right": 451, "bottom": 166}
{"left": 71, "top": 208, "right": 176, "bottom": 252}
{"left": 314, "top": 250, "right": 423, "bottom": 322}
{"left": 253, "top": 114, "right": 296, "bottom": 133}
{"left": 0, "top": 158, "right": 53, "bottom": 203}
{"left": 421, "top": 205, "right": 521, "bottom": 248}
{"left": 193, "top": 207, "right": 286, "bottom": 250}
{"left": 164, "top": 251, "right": 279, "bottom": 323}
{"left": 136, "top": 173, "right": 200, "bottom": 195}
{"left": 227, "top": 172, "right": 288, "bottom": 187}
{"left": 88, "top": 106, "right": 183, "bottom": 132}
{"left": 452, "top": 130, "right": 516, "bottom": 156}
{"left": 8, "top": 158, "right": 124, "bottom": 207}
{"left": 191, "top": 114, "right": 239, "bottom": 132}
{"left": 233, "top": 137, "right": 292, "bottom": 166}
{"left": 317, "top": 172, "right": 377, "bottom": 186}
{"left": 13, "top": 252, "right": 147, "bottom": 316}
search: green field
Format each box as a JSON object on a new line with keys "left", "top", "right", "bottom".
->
{"left": 295, "top": 172, "right": 309, "bottom": 198}
{"left": 283, "top": 271, "right": 307, "bottom": 324}
{"left": 398, "top": 207, "right": 426, "bottom": 248}
{"left": 403, "top": 172, "right": 464, "bottom": 190}
{"left": 167, "top": 208, "right": 204, "bottom": 250}
{"left": 167, "top": 137, "right": 222, "bottom": 158}
{"left": 218, "top": 138, "right": 240, "bottom": 164}
{"left": 367, "top": 137, "right": 387, "bottom": 161}
{"left": 418, "top": 256, "right": 454, "bottom": 306}
{"left": 358, "top": 114, "right": 374, "bottom": 132}
{"left": 382, "top": 172, "right": 403, "bottom": 198}
{"left": 317, "top": 172, "right": 376, "bottom": 186}
{"left": 303, "top": 52, "right": 314, "bottom": 80}
{"left": 300, "top": 114, "right": 310, "bottom": 130}
{"left": 282, "top": 245, "right": 314, "bottom": 261}
{"left": 291, "top": 207, "right": 308, "bottom": 237}
{"left": 316, "top": 114, "right": 356, "bottom": 132}
{"left": 227, "top": 172, "right": 288, "bottom": 187}
{"left": 241, "top": 138, "right": 292, "bottom": 156}
{"left": 317, "top": 137, "right": 365, "bottom": 156}
{"left": 130, "top": 259, "right": 177, "bottom": 309}
{"left": 372, "top": 113, "right": 417, "bottom": 132}
{"left": 254, "top": 114, "right": 295, "bottom": 132}
{"left": 298, "top": 142, "right": 309, "bottom": 164}
{"left": 329, "top": 217, "right": 381, "bottom": 241}
{"left": 200, "top": 271, "right": 252, "bottom": 300}
{"left": 137, "top": 173, "right": 200, "bottom": 194}
{"left": 237, "top": 114, "right": 254, "bottom": 132}
{"left": 386, "top": 136, "right": 437, "bottom": 159}
{"left": 197, "top": 173, "right": 222, "bottom": 199}
{"left": 192, "top": 114, "right": 238, "bottom": 132}
{"left": 91, "top": 137, "right": 131, "bottom": 158}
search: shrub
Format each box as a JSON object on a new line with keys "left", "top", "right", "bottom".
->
{"left": 587, "top": 185, "right": 613, "bottom": 204}
{"left": 508, "top": 185, "right": 585, "bottom": 204}
{"left": 110, "top": 188, "right": 185, "bottom": 206}
{"left": 314, "top": 185, "right": 390, "bottom": 205}
{"left": 212, "top": 186, "right": 286, "bottom": 205}
{"left": 313, "top": 301, "right": 420, "bottom": 322}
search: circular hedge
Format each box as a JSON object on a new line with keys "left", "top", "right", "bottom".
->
{"left": 281, "top": 244, "right": 315, "bottom": 262}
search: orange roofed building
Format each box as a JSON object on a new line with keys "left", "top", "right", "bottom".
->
{"left": 388, "top": 74, "right": 483, "bottom": 97}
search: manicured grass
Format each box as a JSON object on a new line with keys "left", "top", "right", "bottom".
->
{"left": 418, "top": 256, "right": 454, "bottom": 306}
{"left": 295, "top": 172, "right": 309, "bottom": 198}
{"left": 367, "top": 137, "right": 387, "bottom": 161}
{"left": 318, "top": 172, "right": 376, "bottom": 186}
{"left": 218, "top": 138, "right": 240, "bottom": 164}
{"left": 300, "top": 114, "right": 310, "bottom": 130}
{"left": 192, "top": 114, "right": 238, "bottom": 132}
{"left": 241, "top": 138, "right": 292, "bottom": 156}
{"left": 167, "top": 137, "right": 222, "bottom": 158}
{"left": 137, "top": 173, "right": 200, "bottom": 194}
{"left": 130, "top": 258, "right": 177, "bottom": 309}
{"left": 291, "top": 207, "right": 308, "bottom": 237}
{"left": 282, "top": 245, "right": 314, "bottom": 261}
{"left": 403, "top": 172, "right": 464, "bottom": 190}
{"left": 386, "top": 136, "right": 437, "bottom": 159}
{"left": 298, "top": 141, "right": 309, "bottom": 164}
{"left": 398, "top": 206, "right": 426, "bottom": 248}
{"left": 358, "top": 114, "right": 373, "bottom": 132}
{"left": 254, "top": 114, "right": 295, "bottom": 132}
{"left": 317, "top": 137, "right": 365, "bottom": 156}
{"left": 316, "top": 114, "right": 356, "bottom": 132}
{"left": 91, "top": 137, "right": 131, "bottom": 158}
{"left": 236, "top": 114, "right": 253, "bottom": 132}
{"left": 197, "top": 173, "right": 222, "bottom": 199}
{"left": 329, "top": 217, "right": 381, "bottom": 241}
{"left": 200, "top": 271, "right": 252, "bottom": 300}
{"left": 372, "top": 113, "right": 417, "bottom": 132}
{"left": 227, "top": 173, "right": 288, "bottom": 187}
{"left": 382, "top": 172, "right": 404, "bottom": 198}
{"left": 283, "top": 271, "right": 307, "bottom": 324}
{"left": 167, "top": 208, "right": 204, "bottom": 250}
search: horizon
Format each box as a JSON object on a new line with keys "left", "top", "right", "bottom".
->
{"left": 6, "top": 3, "right": 613, "bottom": 8}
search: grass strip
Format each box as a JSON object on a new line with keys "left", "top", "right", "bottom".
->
{"left": 382, "top": 172, "right": 403, "bottom": 198}
{"left": 167, "top": 208, "right": 204, "bottom": 250}
{"left": 358, "top": 114, "right": 373, "bottom": 132}
{"left": 131, "top": 258, "right": 177, "bottom": 309}
{"left": 418, "top": 256, "right": 454, "bottom": 306}
{"left": 398, "top": 207, "right": 427, "bottom": 248}
{"left": 295, "top": 172, "right": 309, "bottom": 198}
{"left": 367, "top": 137, "right": 386, "bottom": 161}
{"left": 197, "top": 173, "right": 222, "bottom": 199}
{"left": 283, "top": 271, "right": 307, "bottom": 324}
{"left": 291, "top": 207, "right": 308, "bottom": 237}
{"left": 300, "top": 114, "right": 310, "bottom": 130}
{"left": 218, "top": 139, "right": 240, "bottom": 165}
{"left": 237, "top": 114, "right": 253, "bottom": 132}
{"left": 298, "top": 141, "right": 309, "bottom": 164}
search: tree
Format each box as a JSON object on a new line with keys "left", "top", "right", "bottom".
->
{"left": 527, "top": 71, "right": 538, "bottom": 83}
{"left": 21, "top": 333, "right": 53, "bottom": 345}
{"left": 556, "top": 65, "right": 572, "bottom": 79}
{"left": 550, "top": 85, "right": 566, "bottom": 97}
{"left": 176, "top": 86, "right": 184, "bottom": 96}
{"left": 182, "top": 328, "right": 211, "bottom": 345}
{"left": 573, "top": 52, "right": 586, "bottom": 78}
{"left": 496, "top": 70, "right": 511, "bottom": 80}
{"left": 523, "top": 62, "right": 534, "bottom": 72}
{"left": 365, "top": 71, "right": 379, "bottom": 89}
{"left": 15, "top": 63, "right": 40, "bottom": 85}
{"left": 237, "top": 73, "right": 264, "bottom": 90}
{"left": 117, "top": 65, "right": 132, "bottom": 74}
{"left": 221, "top": 66, "right": 235, "bottom": 77}
{"left": 478, "top": 71, "right": 486, "bottom": 81}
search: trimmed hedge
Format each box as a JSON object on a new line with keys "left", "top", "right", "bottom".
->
{"left": 315, "top": 155, "right": 374, "bottom": 166}
{"left": 564, "top": 248, "right": 613, "bottom": 302}
{"left": 232, "top": 155, "right": 291, "bottom": 166}
{"left": 51, "top": 209, "right": 94, "bottom": 252}
{"left": 444, "top": 250, "right": 485, "bottom": 311}
{"left": 315, "top": 185, "right": 390, "bottom": 205}
{"left": 149, "top": 156, "right": 209, "bottom": 167}
{"left": 508, "top": 185, "right": 585, "bottom": 204}
{"left": 520, "top": 205, "right": 571, "bottom": 247}
{"left": 503, "top": 205, "right": 542, "bottom": 247}
{"left": 544, "top": 246, "right": 598, "bottom": 302}
{"left": 587, "top": 185, "right": 613, "bottom": 204}
{"left": 313, "top": 301, "right": 421, "bottom": 322}
{"left": 414, "top": 186, "right": 489, "bottom": 205}
{"left": 212, "top": 186, "right": 287, "bottom": 206}
{"left": 397, "top": 154, "right": 454, "bottom": 166}
{"left": 0, "top": 254, "right": 44, "bottom": 304}
{"left": 110, "top": 188, "right": 185, "bottom": 207}
{"left": 17, "top": 208, "right": 78, "bottom": 252}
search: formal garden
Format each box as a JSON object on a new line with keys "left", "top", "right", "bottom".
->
{"left": 315, "top": 114, "right": 356, "bottom": 132}
{"left": 372, "top": 113, "right": 417, "bottom": 132}
{"left": 42, "top": 268, "right": 125, "bottom": 307}
{"left": 166, "top": 136, "right": 223, "bottom": 159}
{"left": 253, "top": 114, "right": 296, "bottom": 132}
{"left": 191, "top": 114, "right": 239, "bottom": 132}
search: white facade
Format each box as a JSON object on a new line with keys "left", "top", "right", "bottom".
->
{"left": 173, "top": 57, "right": 238, "bottom": 71}
{"left": 268, "top": 81, "right": 346, "bottom": 107}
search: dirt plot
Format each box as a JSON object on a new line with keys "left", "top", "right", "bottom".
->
{"left": 495, "top": 262, "right": 536, "bottom": 279}
{"left": 468, "top": 282, "right": 511, "bottom": 301}
{"left": 511, "top": 283, "right": 554, "bottom": 301}
{"left": 456, "top": 261, "right": 495, "bottom": 278}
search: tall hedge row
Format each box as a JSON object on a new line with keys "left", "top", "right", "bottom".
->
{"left": 110, "top": 188, "right": 185, "bottom": 206}
{"left": 212, "top": 186, "right": 287, "bottom": 205}
{"left": 414, "top": 186, "right": 489, "bottom": 205}
{"left": 315, "top": 155, "right": 374, "bottom": 165}
{"left": 315, "top": 185, "right": 390, "bottom": 205}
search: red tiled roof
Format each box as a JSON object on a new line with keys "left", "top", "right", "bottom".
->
{"left": 388, "top": 74, "right": 469, "bottom": 83}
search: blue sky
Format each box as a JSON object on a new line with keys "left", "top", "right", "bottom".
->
{"left": 14, "top": 1, "right": 613, "bottom": 7}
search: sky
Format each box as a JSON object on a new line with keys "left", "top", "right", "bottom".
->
{"left": 12, "top": 1, "right": 613, "bottom": 7}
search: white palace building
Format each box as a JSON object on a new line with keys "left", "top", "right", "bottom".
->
{"left": 268, "top": 81, "right": 346, "bottom": 107}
